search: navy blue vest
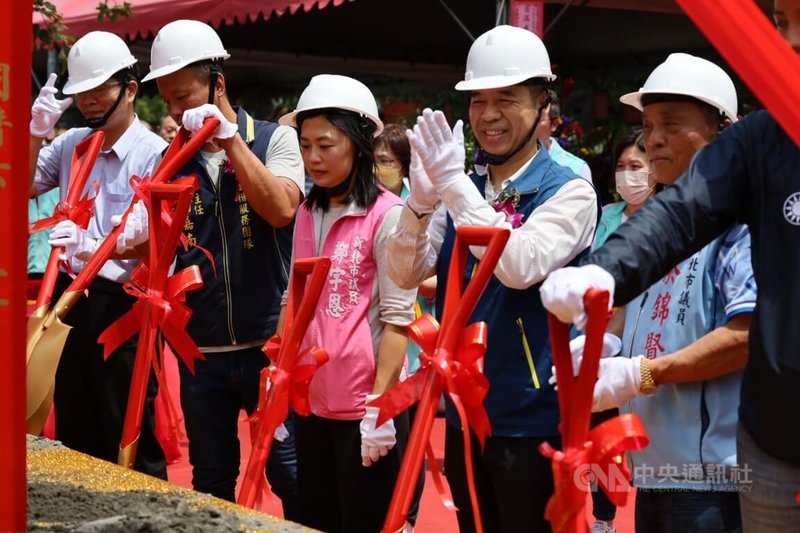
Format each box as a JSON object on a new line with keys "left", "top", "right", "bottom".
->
{"left": 173, "top": 108, "right": 293, "bottom": 347}
{"left": 436, "top": 146, "right": 595, "bottom": 437}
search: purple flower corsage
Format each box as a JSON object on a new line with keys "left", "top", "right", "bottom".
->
{"left": 490, "top": 188, "right": 523, "bottom": 229}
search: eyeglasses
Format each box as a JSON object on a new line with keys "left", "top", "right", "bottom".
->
{"left": 75, "top": 81, "right": 124, "bottom": 100}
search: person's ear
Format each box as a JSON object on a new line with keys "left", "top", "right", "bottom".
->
{"left": 215, "top": 73, "right": 226, "bottom": 100}
{"left": 126, "top": 80, "right": 139, "bottom": 100}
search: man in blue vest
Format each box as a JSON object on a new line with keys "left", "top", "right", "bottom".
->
{"left": 388, "top": 25, "right": 598, "bottom": 531}
{"left": 544, "top": 54, "right": 756, "bottom": 532}
{"left": 123, "top": 19, "right": 304, "bottom": 517}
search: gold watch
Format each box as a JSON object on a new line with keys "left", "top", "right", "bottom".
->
{"left": 639, "top": 357, "right": 658, "bottom": 396}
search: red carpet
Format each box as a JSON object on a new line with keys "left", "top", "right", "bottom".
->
{"left": 167, "top": 413, "right": 635, "bottom": 532}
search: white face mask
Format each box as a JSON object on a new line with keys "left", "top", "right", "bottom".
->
{"left": 615, "top": 170, "right": 654, "bottom": 206}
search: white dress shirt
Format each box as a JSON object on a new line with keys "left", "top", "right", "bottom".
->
{"left": 34, "top": 116, "right": 167, "bottom": 283}
{"left": 387, "top": 149, "right": 598, "bottom": 291}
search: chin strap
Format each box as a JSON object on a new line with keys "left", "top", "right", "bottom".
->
{"left": 83, "top": 81, "right": 128, "bottom": 130}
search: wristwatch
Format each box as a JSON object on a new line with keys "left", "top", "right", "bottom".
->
{"left": 639, "top": 357, "right": 658, "bottom": 396}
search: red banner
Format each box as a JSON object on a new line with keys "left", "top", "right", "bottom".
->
{"left": 510, "top": 0, "right": 545, "bottom": 37}
{"left": 0, "top": 1, "right": 32, "bottom": 530}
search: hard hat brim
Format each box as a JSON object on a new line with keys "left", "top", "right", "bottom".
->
{"left": 279, "top": 105, "right": 384, "bottom": 137}
{"left": 141, "top": 51, "right": 231, "bottom": 83}
{"left": 455, "top": 73, "right": 556, "bottom": 92}
{"left": 62, "top": 57, "right": 137, "bottom": 95}
{"left": 63, "top": 73, "right": 116, "bottom": 95}
{"left": 620, "top": 89, "right": 738, "bottom": 123}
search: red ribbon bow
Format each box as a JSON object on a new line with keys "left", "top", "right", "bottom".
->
{"left": 98, "top": 263, "right": 204, "bottom": 373}
{"left": 29, "top": 182, "right": 99, "bottom": 234}
{"left": 369, "top": 313, "right": 491, "bottom": 516}
{"left": 371, "top": 314, "right": 490, "bottom": 440}
{"left": 251, "top": 334, "right": 329, "bottom": 421}
{"left": 540, "top": 414, "right": 649, "bottom": 532}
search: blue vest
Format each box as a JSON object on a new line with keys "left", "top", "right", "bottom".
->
{"left": 622, "top": 236, "right": 742, "bottom": 489}
{"left": 173, "top": 108, "right": 293, "bottom": 347}
{"left": 436, "top": 146, "right": 595, "bottom": 437}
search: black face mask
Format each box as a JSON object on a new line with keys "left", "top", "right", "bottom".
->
{"left": 83, "top": 81, "right": 128, "bottom": 130}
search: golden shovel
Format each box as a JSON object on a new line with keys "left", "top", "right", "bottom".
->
{"left": 25, "top": 118, "right": 220, "bottom": 435}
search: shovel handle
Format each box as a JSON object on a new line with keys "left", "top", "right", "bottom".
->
{"left": 66, "top": 131, "right": 105, "bottom": 205}
{"left": 547, "top": 288, "right": 610, "bottom": 449}
{"left": 439, "top": 226, "right": 509, "bottom": 354}
{"left": 34, "top": 131, "right": 105, "bottom": 312}
{"left": 54, "top": 118, "right": 219, "bottom": 307}
{"left": 118, "top": 183, "right": 197, "bottom": 463}
{"left": 280, "top": 257, "right": 331, "bottom": 367}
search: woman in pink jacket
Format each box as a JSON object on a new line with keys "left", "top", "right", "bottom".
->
{"left": 278, "top": 74, "right": 417, "bottom": 533}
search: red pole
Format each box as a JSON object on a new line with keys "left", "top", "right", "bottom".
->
{"left": 0, "top": 0, "right": 32, "bottom": 531}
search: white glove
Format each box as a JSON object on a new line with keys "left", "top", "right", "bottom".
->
{"left": 591, "top": 356, "right": 643, "bottom": 412}
{"left": 273, "top": 423, "right": 289, "bottom": 443}
{"left": 30, "top": 73, "right": 73, "bottom": 138}
{"left": 540, "top": 265, "right": 616, "bottom": 329}
{"left": 111, "top": 200, "right": 149, "bottom": 253}
{"left": 567, "top": 333, "right": 623, "bottom": 377}
{"left": 360, "top": 394, "right": 396, "bottom": 467}
{"left": 406, "top": 147, "right": 439, "bottom": 216}
{"left": 407, "top": 109, "right": 466, "bottom": 192}
{"left": 48, "top": 219, "right": 97, "bottom": 262}
{"left": 181, "top": 104, "right": 238, "bottom": 140}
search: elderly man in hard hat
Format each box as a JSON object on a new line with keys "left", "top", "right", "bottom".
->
{"left": 544, "top": 54, "right": 756, "bottom": 532}
{"left": 29, "top": 31, "right": 168, "bottom": 477}
{"left": 388, "top": 26, "right": 599, "bottom": 531}
{"left": 542, "top": 2, "right": 800, "bottom": 526}
{"left": 126, "top": 19, "right": 304, "bottom": 517}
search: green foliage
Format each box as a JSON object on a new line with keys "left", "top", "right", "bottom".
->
{"left": 33, "top": 0, "right": 132, "bottom": 49}
{"left": 33, "top": 0, "right": 73, "bottom": 48}
{"left": 135, "top": 94, "right": 168, "bottom": 125}
{"left": 96, "top": 1, "right": 132, "bottom": 23}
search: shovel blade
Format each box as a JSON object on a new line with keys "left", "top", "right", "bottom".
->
{"left": 26, "top": 382, "right": 54, "bottom": 436}
{"left": 26, "top": 310, "right": 72, "bottom": 419}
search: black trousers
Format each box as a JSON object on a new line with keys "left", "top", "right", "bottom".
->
{"left": 295, "top": 412, "right": 409, "bottom": 533}
{"left": 444, "top": 423, "right": 559, "bottom": 533}
{"left": 52, "top": 273, "right": 166, "bottom": 479}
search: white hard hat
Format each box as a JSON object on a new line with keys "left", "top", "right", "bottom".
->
{"left": 142, "top": 19, "right": 230, "bottom": 82}
{"left": 62, "top": 31, "right": 137, "bottom": 95}
{"left": 455, "top": 25, "right": 556, "bottom": 92}
{"left": 279, "top": 74, "right": 384, "bottom": 136}
{"left": 620, "top": 53, "right": 738, "bottom": 122}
